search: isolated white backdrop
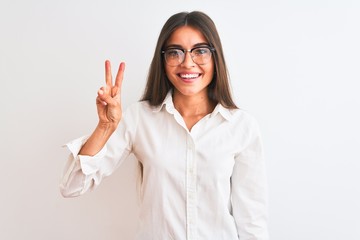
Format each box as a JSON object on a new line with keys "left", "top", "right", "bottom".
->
{"left": 1, "top": 0, "right": 359, "bottom": 239}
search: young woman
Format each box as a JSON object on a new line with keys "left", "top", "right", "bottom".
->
{"left": 60, "top": 11, "right": 269, "bottom": 240}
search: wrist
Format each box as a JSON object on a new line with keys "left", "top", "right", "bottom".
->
{"left": 97, "top": 121, "right": 118, "bottom": 133}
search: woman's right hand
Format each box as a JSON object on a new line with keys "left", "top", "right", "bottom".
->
{"left": 96, "top": 60, "right": 125, "bottom": 128}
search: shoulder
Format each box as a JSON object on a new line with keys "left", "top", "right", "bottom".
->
{"left": 123, "top": 100, "right": 160, "bottom": 118}
{"left": 229, "top": 108, "right": 259, "bottom": 127}
{"left": 223, "top": 108, "right": 262, "bottom": 140}
{"left": 118, "top": 101, "right": 154, "bottom": 133}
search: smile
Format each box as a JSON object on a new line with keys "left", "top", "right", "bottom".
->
{"left": 178, "top": 73, "right": 201, "bottom": 79}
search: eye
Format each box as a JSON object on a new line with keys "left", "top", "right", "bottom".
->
{"left": 166, "top": 49, "right": 182, "bottom": 58}
{"left": 193, "top": 47, "right": 210, "bottom": 56}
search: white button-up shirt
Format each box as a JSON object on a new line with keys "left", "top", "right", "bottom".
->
{"left": 60, "top": 92, "right": 269, "bottom": 240}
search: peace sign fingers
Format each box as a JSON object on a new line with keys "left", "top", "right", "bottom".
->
{"left": 97, "top": 60, "right": 126, "bottom": 125}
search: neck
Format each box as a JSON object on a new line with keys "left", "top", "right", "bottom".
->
{"left": 173, "top": 90, "right": 215, "bottom": 118}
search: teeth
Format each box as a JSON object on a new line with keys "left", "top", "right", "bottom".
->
{"left": 180, "top": 73, "right": 199, "bottom": 79}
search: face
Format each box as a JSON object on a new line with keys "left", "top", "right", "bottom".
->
{"left": 164, "top": 26, "right": 215, "bottom": 99}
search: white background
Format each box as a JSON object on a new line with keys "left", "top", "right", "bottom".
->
{"left": 1, "top": 0, "right": 359, "bottom": 239}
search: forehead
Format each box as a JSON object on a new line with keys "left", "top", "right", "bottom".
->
{"left": 166, "top": 26, "right": 208, "bottom": 47}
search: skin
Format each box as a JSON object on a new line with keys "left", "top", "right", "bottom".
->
{"left": 164, "top": 26, "right": 216, "bottom": 130}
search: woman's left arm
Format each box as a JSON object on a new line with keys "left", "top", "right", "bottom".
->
{"left": 231, "top": 119, "right": 269, "bottom": 240}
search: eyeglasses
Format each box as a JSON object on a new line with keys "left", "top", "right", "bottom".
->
{"left": 162, "top": 46, "right": 215, "bottom": 66}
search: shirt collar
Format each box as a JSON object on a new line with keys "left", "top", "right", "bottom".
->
{"left": 152, "top": 91, "right": 175, "bottom": 113}
{"left": 210, "top": 104, "right": 233, "bottom": 121}
{"left": 152, "top": 91, "right": 234, "bottom": 121}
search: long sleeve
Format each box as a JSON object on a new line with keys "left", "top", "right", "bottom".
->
{"left": 231, "top": 119, "right": 269, "bottom": 240}
{"left": 59, "top": 104, "right": 139, "bottom": 198}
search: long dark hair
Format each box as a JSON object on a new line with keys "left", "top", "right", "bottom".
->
{"left": 141, "top": 11, "right": 238, "bottom": 109}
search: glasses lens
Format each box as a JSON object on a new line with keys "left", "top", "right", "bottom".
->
{"left": 164, "top": 49, "right": 184, "bottom": 66}
{"left": 192, "top": 47, "right": 212, "bottom": 65}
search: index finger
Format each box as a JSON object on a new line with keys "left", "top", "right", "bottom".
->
{"left": 105, "top": 60, "right": 113, "bottom": 87}
{"left": 114, "top": 62, "right": 125, "bottom": 91}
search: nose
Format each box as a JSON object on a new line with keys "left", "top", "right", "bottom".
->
{"left": 181, "top": 50, "right": 195, "bottom": 67}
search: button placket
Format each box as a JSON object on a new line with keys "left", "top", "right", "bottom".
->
{"left": 186, "top": 135, "right": 197, "bottom": 240}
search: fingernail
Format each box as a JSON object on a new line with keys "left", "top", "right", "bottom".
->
{"left": 99, "top": 90, "right": 104, "bottom": 95}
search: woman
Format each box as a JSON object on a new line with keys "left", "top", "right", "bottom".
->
{"left": 60, "top": 11, "right": 269, "bottom": 240}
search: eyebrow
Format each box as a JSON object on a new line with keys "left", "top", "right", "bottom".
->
{"left": 165, "top": 42, "right": 210, "bottom": 49}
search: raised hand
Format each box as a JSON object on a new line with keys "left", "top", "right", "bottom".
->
{"left": 96, "top": 60, "right": 125, "bottom": 127}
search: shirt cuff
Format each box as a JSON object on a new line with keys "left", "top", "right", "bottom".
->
{"left": 64, "top": 135, "right": 108, "bottom": 175}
